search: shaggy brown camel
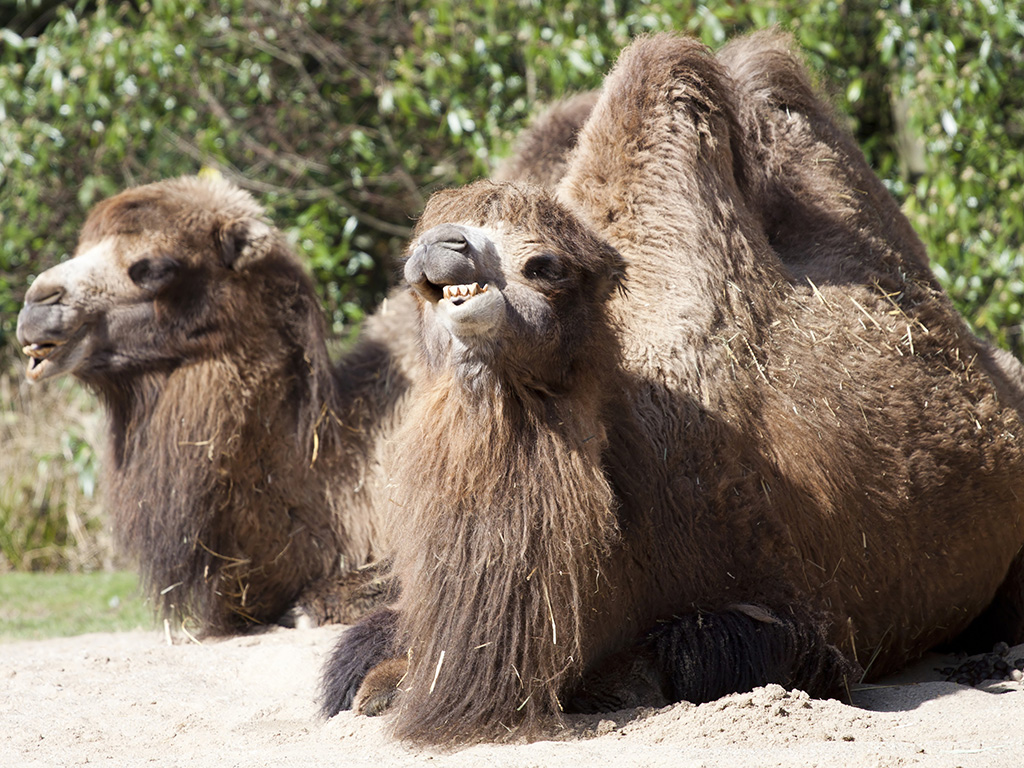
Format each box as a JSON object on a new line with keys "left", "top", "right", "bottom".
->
{"left": 319, "top": 32, "right": 1024, "bottom": 744}
{"left": 16, "top": 175, "right": 414, "bottom": 633}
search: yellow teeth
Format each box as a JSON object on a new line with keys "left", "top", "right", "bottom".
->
{"left": 23, "top": 342, "right": 60, "bottom": 360}
{"left": 442, "top": 283, "right": 488, "bottom": 301}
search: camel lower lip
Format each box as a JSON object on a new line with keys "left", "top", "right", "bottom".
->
{"left": 437, "top": 286, "right": 504, "bottom": 336}
{"left": 26, "top": 355, "right": 53, "bottom": 381}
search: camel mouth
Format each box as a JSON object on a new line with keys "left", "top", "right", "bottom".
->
{"left": 435, "top": 281, "right": 504, "bottom": 338}
{"left": 23, "top": 341, "right": 66, "bottom": 382}
{"left": 441, "top": 282, "right": 490, "bottom": 306}
{"left": 20, "top": 328, "right": 90, "bottom": 383}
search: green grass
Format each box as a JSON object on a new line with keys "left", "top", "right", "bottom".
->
{"left": 0, "top": 571, "right": 154, "bottom": 642}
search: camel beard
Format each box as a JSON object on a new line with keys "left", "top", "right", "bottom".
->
{"left": 388, "top": 375, "right": 620, "bottom": 743}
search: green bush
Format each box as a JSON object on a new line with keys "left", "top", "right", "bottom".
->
{"left": 3, "top": 0, "right": 1019, "bottom": 345}
{"left": 1, "top": 0, "right": 1022, "bottom": 570}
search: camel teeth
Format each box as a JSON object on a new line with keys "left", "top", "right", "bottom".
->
{"left": 23, "top": 342, "right": 59, "bottom": 360}
{"left": 442, "top": 283, "right": 488, "bottom": 301}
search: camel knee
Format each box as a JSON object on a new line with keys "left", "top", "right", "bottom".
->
{"left": 354, "top": 656, "right": 408, "bottom": 717}
{"left": 573, "top": 606, "right": 857, "bottom": 714}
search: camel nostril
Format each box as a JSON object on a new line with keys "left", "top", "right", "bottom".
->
{"left": 420, "top": 223, "right": 471, "bottom": 254}
{"left": 26, "top": 285, "right": 64, "bottom": 307}
{"left": 438, "top": 237, "right": 468, "bottom": 252}
{"left": 405, "top": 246, "right": 445, "bottom": 303}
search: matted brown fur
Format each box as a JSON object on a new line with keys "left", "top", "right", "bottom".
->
{"left": 330, "top": 32, "right": 1024, "bottom": 743}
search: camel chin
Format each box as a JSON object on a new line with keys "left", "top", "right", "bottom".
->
{"left": 436, "top": 283, "right": 504, "bottom": 339}
{"left": 19, "top": 323, "right": 90, "bottom": 383}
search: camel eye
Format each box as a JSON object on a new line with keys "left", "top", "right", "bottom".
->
{"left": 522, "top": 253, "right": 562, "bottom": 281}
{"left": 128, "top": 255, "right": 181, "bottom": 293}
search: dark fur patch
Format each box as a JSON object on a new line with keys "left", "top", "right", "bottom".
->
{"left": 320, "top": 609, "right": 398, "bottom": 717}
{"left": 569, "top": 607, "right": 855, "bottom": 712}
{"left": 646, "top": 608, "right": 853, "bottom": 703}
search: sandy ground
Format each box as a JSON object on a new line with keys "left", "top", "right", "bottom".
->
{"left": 3, "top": 626, "right": 1023, "bottom": 768}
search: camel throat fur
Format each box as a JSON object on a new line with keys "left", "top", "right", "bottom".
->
{"left": 389, "top": 378, "right": 619, "bottom": 742}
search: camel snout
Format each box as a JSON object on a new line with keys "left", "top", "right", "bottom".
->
{"left": 17, "top": 286, "right": 72, "bottom": 350}
{"left": 405, "top": 224, "right": 484, "bottom": 304}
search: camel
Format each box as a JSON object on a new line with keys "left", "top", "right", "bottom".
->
{"left": 319, "top": 32, "right": 1024, "bottom": 744}
{"left": 16, "top": 175, "right": 415, "bottom": 633}
{"left": 14, "top": 95, "right": 598, "bottom": 634}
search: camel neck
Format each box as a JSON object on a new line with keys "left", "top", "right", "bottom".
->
{"left": 387, "top": 373, "right": 618, "bottom": 742}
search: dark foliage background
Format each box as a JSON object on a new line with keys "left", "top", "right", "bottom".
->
{"left": 1, "top": 0, "right": 1022, "bottom": 569}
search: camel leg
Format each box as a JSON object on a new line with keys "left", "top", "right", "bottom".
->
{"left": 568, "top": 606, "right": 857, "bottom": 713}
{"left": 320, "top": 607, "right": 399, "bottom": 717}
{"left": 353, "top": 656, "right": 409, "bottom": 716}
{"left": 281, "top": 560, "right": 396, "bottom": 628}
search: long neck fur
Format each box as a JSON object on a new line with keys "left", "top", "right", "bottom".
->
{"left": 390, "top": 364, "right": 620, "bottom": 743}
{"left": 99, "top": 273, "right": 392, "bottom": 632}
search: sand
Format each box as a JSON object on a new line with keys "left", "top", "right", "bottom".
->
{"left": 3, "top": 626, "right": 1022, "bottom": 768}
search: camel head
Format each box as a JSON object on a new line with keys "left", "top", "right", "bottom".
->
{"left": 16, "top": 175, "right": 302, "bottom": 387}
{"left": 403, "top": 181, "right": 626, "bottom": 393}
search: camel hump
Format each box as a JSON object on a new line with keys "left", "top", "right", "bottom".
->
{"left": 557, "top": 33, "right": 755, "bottom": 259}
{"left": 718, "top": 29, "right": 820, "bottom": 116}
{"left": 569, "top": 33, "right": 745, "bottom": 182}
{"left": 493, "top": 90, "right": 600, "bottom": 190}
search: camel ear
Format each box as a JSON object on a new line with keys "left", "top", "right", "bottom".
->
{"left": 216, "top": 217, "right": 273, "bottom": 270}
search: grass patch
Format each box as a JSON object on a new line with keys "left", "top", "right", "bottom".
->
{"left": 0, "top": 571, "right": 154, "bottom": 642}
{"left": 1, "top": 357, "right": 113, "bottom": 572}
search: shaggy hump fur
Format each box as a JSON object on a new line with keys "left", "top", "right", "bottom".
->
{"left": 493, "top": 91, "right": 601, "bottom": 190}
{"left": 321, "top": 31, "right": 1024, "bottom": 744}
